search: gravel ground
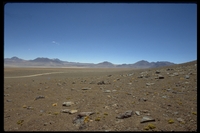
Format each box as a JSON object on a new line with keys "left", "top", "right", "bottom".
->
{"left": 4, "top": 61, "right": 197, "bottom": 131}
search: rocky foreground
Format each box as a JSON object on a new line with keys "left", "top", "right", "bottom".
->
{"left": 4, "top": 60, "right": 197, "bottom": 131}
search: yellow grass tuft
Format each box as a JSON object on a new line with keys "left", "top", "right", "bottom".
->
{"left": 168, "top": 119, "right": 174, "bottom": 124}
{"left": 144, "top": 123, "right": 156, "bottom": 130}
{"left": 192, "top": 112, "right": 197, "bottom": 115}
{"left": 52, "top": 103, "right": 57, "bottom": 106}
{"left": 95, "top": 117, "right": 101, "bottom": 121}
{"left": 17, "top": 120, "right": 24, "bottom": 125}
{"left": 84, "top": 116, "right": 90, "bottom": 123}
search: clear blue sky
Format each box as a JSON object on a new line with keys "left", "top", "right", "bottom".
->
{"left": 4, "top": 3, "right": 197, "bottom": 64}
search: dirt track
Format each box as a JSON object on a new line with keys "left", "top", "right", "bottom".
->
{"left": 4, "top": 72, "right": 66, "bottom": 78}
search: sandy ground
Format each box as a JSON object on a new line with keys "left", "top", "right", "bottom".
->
{"left": 4, "top": 61, "right": 197, "bottom": 131}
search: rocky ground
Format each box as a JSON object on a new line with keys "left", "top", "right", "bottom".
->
{"left": 4, "top": 61, "right": 197, "bottom": 131}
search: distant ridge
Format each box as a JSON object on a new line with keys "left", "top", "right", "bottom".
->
{"left": 30, "top": 57, "right": 63, "bottom": 64}
{"left": 4, "top": 56, "right": 176, "bottom": 68}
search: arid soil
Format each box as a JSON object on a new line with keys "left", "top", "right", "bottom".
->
{"left": 4, "top": 61, "right": 197, "bottom": 131}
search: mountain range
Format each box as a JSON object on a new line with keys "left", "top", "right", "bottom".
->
{"left": 4, "top": 56, "right": 175, "bottom": 68}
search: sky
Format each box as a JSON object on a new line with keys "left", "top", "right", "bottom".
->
{"left": 4, "top": 3, "right": 197, "bottom": 64}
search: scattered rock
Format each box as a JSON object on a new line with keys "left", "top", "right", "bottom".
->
{"left": 155, "top": 70, "right": 160, "bottom": 74}
{"left": 144, "top": 75, "right": 150, "bottom": 78}
{"left": 6, "top": 99, "right": 12, "bottom": 102}
{"left": 140, "top": 116, "right": 155, "bottom": 123}
{"left": 141, "top": 110, "right": 149, "bottom": 113}
{"left": 166, "top": 89, "right": 171, "bottom": 91}
{"left": 62, "top": 102, "right": 74, "bottom": 107}
{"left": 61, "top": 109, "right": 70, "bottom": 113}
{"left": 4, "top": 116, "right": 10, "bottom": 118}
{"left": 185, "top": 75, "right": 190, "bottom": 79}
{"left": 184, "top": 81, "right": 189, "bottom": 84}
{"left": 97, "top": 80, "right": 110, "bottom": 85}
{"left": 49, "top": 121, "right": 55, "bottom": 125}
{"left": 177, "top": 118, "right": 185, "bottom": 124}
{"left": 57, "top": 83, "right": 62, "bottom": 86}
{"left": 6, "top": 85, "right": 11, "bottom": 89}
{"left": 72, "top": 82, "right": 75, "bottom": 84}
{"left": 69, "top": 110, "right": 78, "bottom": 114}
{"left": 146, "top": 113, "right": 151, "bottom": 116}
{"left": 116, "top": 110, "right": 133, "bottom": 119}
{"left": 128, "top": 73, "right": 134, "bottom": 76}
{"left": 35, "top": 95, "right": 45, "bottom": 100}
{"left": 179, "top": 72, "right": 185, "bottom": 75}
{"left": 166, "top": 68, "right": 173, "bottom": 71}
{"left": 112, "top": 104, "right": 118, "bottom": 108}
{"left": 73, "top": 111, "right": 95, "bottom": 129}
{"left": 4, "top": 94, "right": 10, "bottom": 97}
{"left": 97, "top": 81, "right": 105, "bottom": 85}
{"left": 44, "top": 123, "right": 48, "bottom": 126}
{"left": 138, "top": 75, "right": 143, "bottom": 78}
{"left": 104, "top": 90, "right": 111, "bottom": 93}
{"left": 140, "top": 71, "right": 147, "bottom": 75}
{"left": 73, "top": 116, "right": 84, "bottom": 125}
{"left": 27, "top": 106, "right": 34, "bottom": 110}
{"left": 126, "top": 92, "right": 132, "bottom": 95}
{"left": 158, "top": 75, "right": 164, "bottom": 79}
{"left": 173, "top": 72, "right": 179, "bottom": 76}
{"left": 107, "top": 75, "right": 112, "bottom": 77}
{"left": 162, "top": 96, "right": 167, "bottom": 98}
{"left": 78, "top": 112, "right": 95, "bottom": 117}
{"left": 146, "top": 83, "right": 155, "bottom": 86}
{"left": 135, "top": 111, "right": 140, "bottom": 116}
{"left": 188, "top": 72, "right": 193, "bottom": 75}
{"left": 115, "top": 119, "right": 124, "bottom": 124}
{"left": 173, "top": 112, "right": 178, "bottom": 116}
{"left": 89, "top": 81, "right": 96, "bottom": 84}
{"left": 104, "top": 106, "right": 109, "bottom": 109}
{"left": 78, "top": 124, "right": 87, "bottom": 130}
{"left": 82, "top": 87, "right": 91, "bottom": 90}
{"left": 139, "top": 98, "right": 147, "bottom": 102}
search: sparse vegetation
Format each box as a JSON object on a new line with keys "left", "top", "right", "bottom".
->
{"left": 4, "top": 61, "right": 197, "bottom": 131}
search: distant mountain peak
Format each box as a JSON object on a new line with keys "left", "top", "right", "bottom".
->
{"left": 52, "top": 58, "right": 61, "bottom": 61}
{"left": 138, "top": 60, "right": 149, "bottom": 62}
{"left": 34, "top": 57, "right": 48, "bottom": 59}
{"left": 11, "top": 56, "right": 21, "bottom": 59}
{"left": 8, "top": 56, "right": 24, "bottom": 61}
{"left": 97, "top": 61, "right": 113, "bottom": 64}
{"left": 4, "top": 56, "right": 175, "bottom": 68}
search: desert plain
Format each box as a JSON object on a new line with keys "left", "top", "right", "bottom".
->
{"left": 4, "top": 61, "right": 197, "bottom": 131}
